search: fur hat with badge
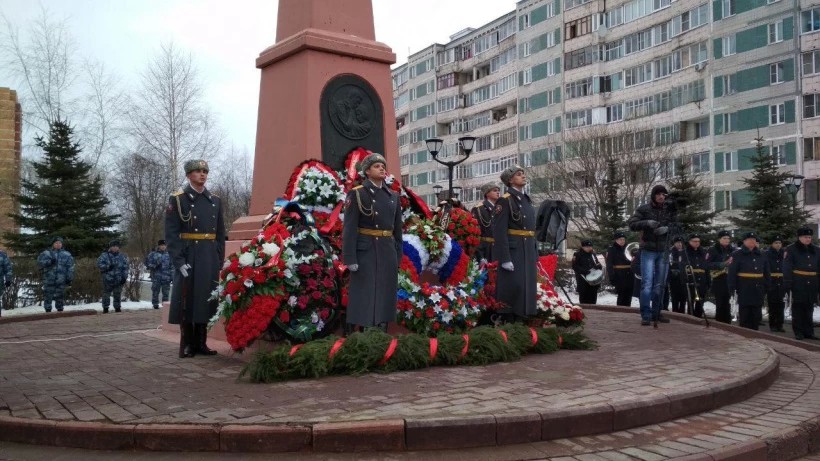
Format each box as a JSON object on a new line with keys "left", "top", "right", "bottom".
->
{"left": 359, "top": 153, "right": 387, "bottom": 173}
{"left": 499, "top": 165, "right": 524, "bottom": 186}
{"left": 184, "top": 159, "right": 209, "bottom": 174}
{"left": 480, "top": 182, "right": 499, "bottom": 198}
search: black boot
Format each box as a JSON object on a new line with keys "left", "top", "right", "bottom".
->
{"left": 196, "top": 324, "right": 217, "bottom": 356}
{"left": 179, "top": 324, "right": 195, "bottom": 358}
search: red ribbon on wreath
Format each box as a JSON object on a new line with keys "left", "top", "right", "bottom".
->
{"left": 289, "top": 344, "right": 303, "bottom": 357}
{"left": 329, "top": 338, "right": 346, "bottom": 359}
{"left": 499, "top": 330, "right": 508, "bottom": 343}
{"left": 377, "top": 338, "right": 399, "bottom": 366}
{"left": 529, "top": 328, "right": 539, "bottom": 346}
{"left": 429, "top": 338, "right": 438, "bottom": 362}
{"left": 558, "top": 335, "right": 563, "bottom": 347}
{"left": 460, "top": 334, "right": 470, "bottom": 359}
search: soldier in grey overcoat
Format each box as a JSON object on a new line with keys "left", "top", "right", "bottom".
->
{"left": 342, "top": 153, "right": 403, "bottom": 333}
{"left": 471, "top": 182, "right": 500, "bottom": 264}
{"left": 165, "top": 159, "right": 226, "bottom": 358}
{"left": 492, "top": 165, "right": 538, "bottom": 321}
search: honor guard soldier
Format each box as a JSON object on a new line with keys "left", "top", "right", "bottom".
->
{"left": 728, "top": 232, "right": 770, "bottom": 330}
{"left": 605, "top": 231, "right": 633, "bottom": 306}
{"left": 783, "top": 227, "right": 820, "bottom": 340}
{"left": 765, "top": 235, "right": 787, "bottom": 332}
{"left": 668, "top": 236, "right": 686, "bottom": 313}
{"left": 37, "top": 237, "right": 75, "bottom": 313}
{"left": 493, "top": 165, "right": 537, "bottom": 321}
{"left": 679, "top": 233, "right": 709, "bottom": 318}
{"left": 707, "top": 230, "right": 735, "bottom": 323}
{"left": 145, "top": 240, "right": 173, "bottom": 309}
{"left": 574, "top": 240, "right": 602, "bottom": 304}
{"left": 471, "top": 182, "right": 500, "bottom": 264}
{"left": 165, "top": 159, "right": 226, "bottom": 358}
{"left": 342, "top": 153, "right": 403, "bottom": 333}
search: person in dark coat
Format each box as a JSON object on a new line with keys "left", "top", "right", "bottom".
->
{"left": 471, "top": 182, "right": 500, "bottom": 264}
{"left": 783, "top": 227, "right": 820, "bottom": 340}
{"left": 493, "top": 165, "right": 537, "bottom": 321}
{"left": 668, "top": 236, "right": 686, "bottom": 313}
{"left": 707, "top": 230, "right": 735, "bottom": 323}
{"left": 37, "top": 237, "right": 75, "bottom": 313}
{"left": 677, "top": 233, "right": 709, "bottom": 318}
{"left": 342, "top": 153, "right": 403, "bottom": 332}
{"left": 606, "top": 231, "right": 632, "bottom": 306}
{"left": 574, "top": 240, "right": 602, "bottom": 304}
{"left": 627, "top": 184, "right": 675, "bottom": 325}
{"left": 145, "top": 240, "right": 173, "bottom": 310}
{"left": 165, "top": 159, "right": 226, "bottom": 358}
{"left": 728, "top": 232, "right": 770, "bottom": 330}
{"left": 765, "top": 235, "right": 787, "bottom": 332}
{"left": 0, "top": 249, "right": 11, "bottom": 317}
{"left": 96, "top": 240, "right": 129, "bottom": 314}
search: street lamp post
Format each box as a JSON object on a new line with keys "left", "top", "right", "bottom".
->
{"left": 784, "top": 174, "right": 805, "bottom": 215}
{"left": 425, "top": 136, "right": 477, "bottom": 200}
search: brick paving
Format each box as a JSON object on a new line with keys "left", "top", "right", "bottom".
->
{"left": 0, "top": 310, "right": 775, "bottom": 426}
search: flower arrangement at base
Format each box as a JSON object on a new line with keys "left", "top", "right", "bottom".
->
{"left": 284, "top": 160, "right": 346, "bottom": 252}
{"left": 212, "top": 208, "right": 343, "bottom": 351}
{"left": 239, "top": 324, "right": 597, "bottom": 382}
{"left": 442, "top": 207, "right": 481, "bottom": 257}
{"left": 397, "top": 222, "right": 491, "bottom": 336}
{"left": 534, "top": 276, "right": 585, "bottom": 329}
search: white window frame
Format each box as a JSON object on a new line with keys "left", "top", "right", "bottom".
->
{"left": 770, "top": 62, "right": 785, "bottom": 84}
{"left": 722, "top": 0, "right": 735, "bottom": 18}
{"left": 771, "top": 145, "right": 786, "bottom": 165}
{"left": 802, "top": 8, "right": 820, "bottom": 34}
{"left": 769, "top": 22, "right": 783, "bottom": 44}
{"left": 722, "top": 113, "right": 732, "bottom": 133}
{"left": 523, "top": 68, "right": 532, "bottom": 85}
{"left": 724, "top": 151, "right": 738, "bottom": 171}
{"left": 803, "top": 51, "right": 820, "bottom": 76}
{"left": 770, "top": 103, "right": 785, "bottom": 125}
{"left": 722, "top": 35, "right": 736, "bottom": 56}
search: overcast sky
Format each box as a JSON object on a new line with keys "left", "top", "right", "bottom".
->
{"left": 0, "top": 0, "right": 516, "bottom": 153}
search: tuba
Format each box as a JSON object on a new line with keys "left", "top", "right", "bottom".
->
{"left": 624, "top": 242, "right": 640, "bottom": 262}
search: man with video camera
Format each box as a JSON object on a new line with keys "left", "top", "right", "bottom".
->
{"left": 628, "top": 184, "right": 680, "bottom": 326}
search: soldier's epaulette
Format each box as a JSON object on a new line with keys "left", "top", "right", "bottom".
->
{"left": 171, "top": 191, "right": 184, "bottom": 197}
{"left": 502, "top": 192, "right": 511, "bottom": 198}
{"left": 352, "top": 185, "right": 364, "bottom": 190}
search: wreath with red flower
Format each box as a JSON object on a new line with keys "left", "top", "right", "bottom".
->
{"left": 442, "top": 208, "right": 481, "bottom": 257}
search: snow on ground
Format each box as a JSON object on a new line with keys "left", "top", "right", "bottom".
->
{"left": 2, "top": 301, "right": 155, "bottom": 318}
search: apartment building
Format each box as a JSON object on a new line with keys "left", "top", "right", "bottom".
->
{"left": 393, "top": 0, "right": 817, "bottom": 232}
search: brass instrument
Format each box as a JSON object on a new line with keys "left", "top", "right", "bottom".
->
{"left": 624, "top": 242, "right": 640, "bottom": 262}
{"left": 709, "top": 268, "right": 727, "bottom": 279}
{"left": 684, "top": 265, "right": 701, "bottom": 303}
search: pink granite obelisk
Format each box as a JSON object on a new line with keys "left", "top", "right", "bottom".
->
{"left": 229, "top": 0, "right": 399, "bottom": 243}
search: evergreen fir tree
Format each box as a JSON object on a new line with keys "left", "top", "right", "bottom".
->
{"left": 4, "top": 120, "right": 120, "bottom": 257}
{"left": 588, "top": 157, "right": 631, "bottom": 249}
{"left": 667, "top": 160, "right": 718, "bottom": 242}
{"left": 730, "top": 136, "right": 812, "bottom": 243}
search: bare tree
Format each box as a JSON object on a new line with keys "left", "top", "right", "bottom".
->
{"left": 114, "top": 152, "right": 169, "bottom": 257}
{"left": 527, "top": 124, "right": 679, "bottom": 238}
{"left": 128, "top": 42, "right": 222, "bottom": 190}
{"left": 209, "top": 145, "right": 253, "bottom": 231}
{"left": 0, "top": 6, "right": 78, "bottom": 136}
{"left": 78, "top": 59, "right": 127, "bottom": 169}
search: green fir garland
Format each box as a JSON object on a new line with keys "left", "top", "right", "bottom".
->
{"left": 239, "top": 325, "right": 596, "bottom": 383}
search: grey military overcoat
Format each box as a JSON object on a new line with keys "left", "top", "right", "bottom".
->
{"left": 492, "top": 188, "right": 538, "bottom": 317}
{"left": 165, "top": 185, "right": 226, "bottom": 325}
{"left": 342, "top": 179, "right": 403, "bottom": 326}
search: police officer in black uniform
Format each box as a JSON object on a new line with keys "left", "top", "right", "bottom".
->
{"left": 707, "top": 230, "right": 735, "bottom": 323}
{"left": 728, "top": 232, "right": 770, "bottom": 330}
{"left": 471, "top": 182, "right": 500, "bottom": 264}
{"left": 573, "top": 239, "right": 602, "bottom": 304}
{"left": 783, "top": 227, "right": 820, "bottom": 340}
{"left": 678, "top": 233, "right": 709, "bottom": 318}
{"left": 606, "top": 231, "right": 633, "bottom": 306}
{"left": 668, "top": 236, "right": 686, "bottom": 313}
{"left": 765, "top": 235, "right": 787, "bottom": 332}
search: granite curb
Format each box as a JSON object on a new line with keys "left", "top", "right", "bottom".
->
{"left": 0, "top": 309, "right": 98, "bottom": 325}
{"left": 0, "top": 327, "right": 781, "bottom": 453}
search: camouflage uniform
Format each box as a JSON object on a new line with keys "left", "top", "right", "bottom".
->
{"left": 0, "top": 250, "right": 12, "bottom": 316}
{"left": 145, "top": 245, "right": 173, "bottom": 309}
{"left": 37, "top": 241, "right": 75, "bottom": 312}
{"left": 97, "top": 244, "right": 129, "bottom": 313}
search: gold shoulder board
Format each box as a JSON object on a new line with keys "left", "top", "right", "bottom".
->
{"left": 171, "top": 191, "right": 183, "bottom": 197}
{"left": 352, "top": 185, "right": 364, "bottom": 190}
{"left": 502, "top": 192, "right": 511, "bottom": 198}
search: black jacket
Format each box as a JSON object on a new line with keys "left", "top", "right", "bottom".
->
{"left": 627, "top": 201, "right": 676, "bottom": 252}
{"left": 573, "top": 249, "right": 602, "bottom": 288}
{"left": 728, "top": 246, "right": 770, "bottom": 306}
{"left": 783, "top": 242, "right": 820, "bottom": 303}
{"left": 678, "top": 244, "right": 710, "bottom": 292}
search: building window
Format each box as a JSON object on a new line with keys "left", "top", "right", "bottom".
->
{"left": 607, "top": 104, "right": 623, "bottom": 123}
{"left": 721, "top": 75, "right": 735, "bottom": 95}
{"left": 770, "top": 62, "right": 785, "bottom": 84}
{"left": 805, "top": 137, "right": 820, "bottom": 161}
{"left": 724, "top": 151, "right": 738, "bottom": 171}
{"left": 691, "top": 152, "right": 710, "bottom": 173}
{"left": 770, "top": 103, "right": 786, "bottom": 125}
{"left": 802, "top": 8, "right": 820, "bottom": 34}
{"left": 769, "top": 22, "right": 783, "bottom": 44}
{"left": 805, "top": 51, "right": 820, "bottom": 76}
{"left": 437, "top": 73, "right": 456, "bottom": 90}
{"left": 722, "top": 0, "right": 735, "bottom": 18}
{"left": 523, "top": 68, "right": 532, "bottom": 85}
{"left": 804, "top": 94, "right": 820, "bottom": 118}
{"left": 722, "top": 113, "right": 732, "bottom": 133}
{"left": 805, "top": 179, "right": 820, "bottom": 205}
{"left": 722, "top": 35, "right": 736, "bottom": 56}
{"left": 771, "top": 145, "right": 786, "bottom": 165}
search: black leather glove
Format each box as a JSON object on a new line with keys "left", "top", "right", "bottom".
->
{"left": 654, "top": 226, "right": 669, "bottom": 236}
{"left": 645, "top": 220, "right": 659, "bottom": 229}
